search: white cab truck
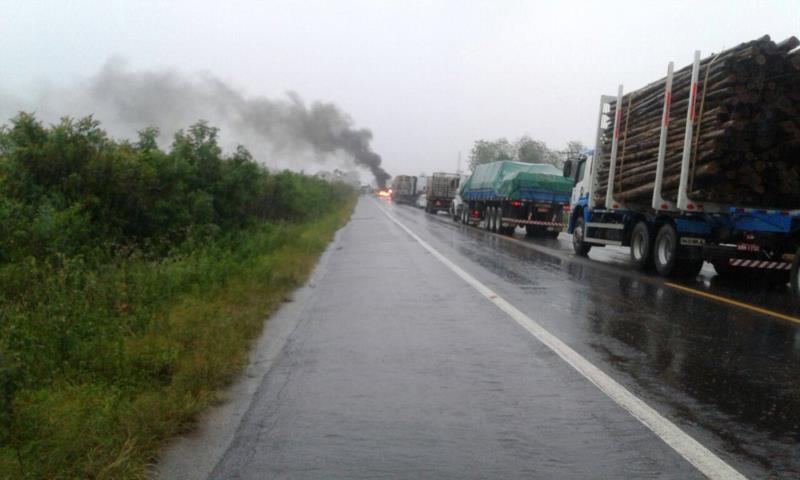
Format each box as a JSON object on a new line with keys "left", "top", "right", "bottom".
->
{"left": 564, "top": 52, "right": 800, "bottom": 293}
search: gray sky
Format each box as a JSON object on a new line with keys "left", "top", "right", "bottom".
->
{"left": 1, "top": 0, "right": 798, "bottom": 182}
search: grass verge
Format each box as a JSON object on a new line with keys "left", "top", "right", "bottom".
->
{"left": 0, "top": 197, "right": 355, "bottom": 479}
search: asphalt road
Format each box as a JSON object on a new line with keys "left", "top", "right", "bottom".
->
{"left": 158, "top": 197, "right": 800, "bottom": 479}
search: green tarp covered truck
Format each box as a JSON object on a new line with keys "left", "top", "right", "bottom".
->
{"left": 457, "top": 161, "right": 573, "bottom": 237}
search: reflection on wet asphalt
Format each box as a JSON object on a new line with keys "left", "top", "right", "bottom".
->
{"left": 390, "top": 202, "right": 800, "bottom": 478}
{"left": 210, "top": 198, "right": 799, "bottom": 479}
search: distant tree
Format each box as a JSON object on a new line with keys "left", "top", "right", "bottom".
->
{"left": 136, "top": 127, "right": 160, "bottom": 151}
{"left": 565, "top": 140, "right": 587, "bottom": 159}
{"left": 469, "top": 136, "right": 588, "bottom": 170}
{"left": 468, "top": 138, "right": 514, "bottom": 170}
{"left": 515, "top": 135, "right": 548, "bottom": 164}
{"left": 516, "top": 136, "right": 567, "bottom": 167}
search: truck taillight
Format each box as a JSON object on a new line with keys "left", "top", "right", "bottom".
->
{"left": 563, "top": 203, "right": 571, "bottom": 212}
{"left": 511, "top": 200, "right": 522, "bottom": 207}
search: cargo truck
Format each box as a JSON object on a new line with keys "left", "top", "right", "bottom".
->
{"left": 391, "top": 175, "right": 418, "bottom": 205}
{"left": 426, "top": 172, "right": 460, "bottom": 214}
{"left": 564, "top": 50, "right": 800, "bottom": 291}
{"left": 459, "top": 161, "right": 573, "bottom": 237}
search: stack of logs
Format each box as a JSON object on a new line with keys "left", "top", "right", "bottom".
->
{"left": 594, "top": 35, "right": 800, "bottom": 209}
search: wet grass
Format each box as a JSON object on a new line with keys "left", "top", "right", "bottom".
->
{"left": 0, "top": 198, "right": 355, "bottom": 480}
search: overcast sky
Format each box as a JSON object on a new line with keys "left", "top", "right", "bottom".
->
{"left": 1, "top": 0, "right": 798, "bottom": 182}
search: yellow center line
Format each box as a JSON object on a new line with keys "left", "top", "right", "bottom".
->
{"left": 458, "top": 213, "right": 800, "bottom": 327}
{"left": 665, "top": 282, "right": 800, "bottom": 325}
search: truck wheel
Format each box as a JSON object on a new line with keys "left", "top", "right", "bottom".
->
{"left": 572, "top": 217, "right": 591, "bottom": 256}
{"left": 654, "top": 224, "right": 679, "bottom": 276}
{"left": 545, "top": 230, "right": 560, "bottom": 239}
{"left": 630, "top": 221, "right": 654, "bottom": 270}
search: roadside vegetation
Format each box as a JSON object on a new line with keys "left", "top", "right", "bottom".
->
{"left": 0, "top": 114, "right": 355, "bottom": 479}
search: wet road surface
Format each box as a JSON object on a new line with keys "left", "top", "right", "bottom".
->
{"left": 161, "top": 197, "right": 800, "bottom": 479}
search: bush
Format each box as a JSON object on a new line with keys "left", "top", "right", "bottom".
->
{"left": 0, "top": 113, "right": 357, "bottom": 478}
{"left": 0, "top": 114, "right": 354, "bottom": 260}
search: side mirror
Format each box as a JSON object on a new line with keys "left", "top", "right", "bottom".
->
{"left": 562, "top": 160, "right": 573, "bottom": 178}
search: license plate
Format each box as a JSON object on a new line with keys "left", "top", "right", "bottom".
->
{"left": 737, "top": 243, "right": 760, "bottom": 252}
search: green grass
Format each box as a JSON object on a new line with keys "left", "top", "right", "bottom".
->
{"left": 0, "top": 197, "right": 355, "bottom": 480}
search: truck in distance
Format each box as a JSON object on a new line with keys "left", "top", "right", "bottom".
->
{"left": 391, "top": 175, "right": 418, "bottom": 205}
{"left": 458, "top": 160, "right": 573, "bottom": 237}
{"left": 426, "top": 172, "right": 460, "bottom": 214}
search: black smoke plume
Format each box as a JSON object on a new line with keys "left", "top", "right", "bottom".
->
{"left": 27, "top": 59, "right": 391, "bottom": 186}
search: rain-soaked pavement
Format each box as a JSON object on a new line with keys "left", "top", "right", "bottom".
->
{"left": 158, "top": 197, "right": 800, "bottom": 479}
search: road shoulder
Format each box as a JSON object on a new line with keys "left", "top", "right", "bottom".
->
{"left": 153, "top": 227, "right": 344, "bottom": 479}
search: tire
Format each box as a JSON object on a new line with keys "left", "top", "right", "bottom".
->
{"left": 653, "top": 223, "right": 679, "bottom": 276}
{"left": 630, "top": 221, "right": 654, "bottom": 270}
{"left": 572, "top": 217, "right": 591, "bottom": 256}
{"left": 545, "top": 230, "right": 560, "bottom": 239}
{"left": 654, "top": 224, "right": 701, "bottom": 277}
{"left": 501, "top": 226, "right": 515, "bottom": 236}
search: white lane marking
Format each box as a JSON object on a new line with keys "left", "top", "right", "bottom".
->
{"left": 378, "top": 205, "right": 746, "bottom": 480}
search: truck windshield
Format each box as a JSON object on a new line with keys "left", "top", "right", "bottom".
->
{"left": 576, "top": 159, "right": 587, "bottom": 184}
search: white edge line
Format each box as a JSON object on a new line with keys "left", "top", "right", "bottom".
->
{"left": 378, "top": 204, "right": 746, "bottom": 480}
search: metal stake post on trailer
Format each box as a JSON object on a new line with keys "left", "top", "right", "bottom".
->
{"left": 582, "top": 90, "right": 624, "bottom": 247}
{"left": 587, "top": 95, "right": 615, "bottom": 207}
{"left": 605, "top": 85, "right": 625, "bottom": 210}
{"left": 676, "top": 51, "right": 723, "bottom": 213}
{"left": 652, "top": 62, "right": 676, "bottom": 211}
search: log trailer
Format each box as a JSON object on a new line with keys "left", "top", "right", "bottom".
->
{"left": 564, "top": 51, "right": 800, "bottom": 292}
{"left": 459, "top": 161, "right": 573, "bottom": 237}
